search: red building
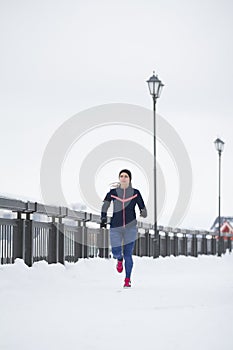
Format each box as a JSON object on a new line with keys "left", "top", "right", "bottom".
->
{"left": 211, "top": 217, "right": 233, "bottom": 240}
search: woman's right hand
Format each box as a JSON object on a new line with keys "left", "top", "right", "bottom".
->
{"left": 100, "top": 217, "right": 107, "bottom": 228}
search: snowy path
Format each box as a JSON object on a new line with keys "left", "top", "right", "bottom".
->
{"left": 1, "top": 255, "right": 233, "bottom": 350}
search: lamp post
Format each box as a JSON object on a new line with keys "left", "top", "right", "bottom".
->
{"left": 214, "top": 138, "right": 224, "bottom": 257}
{"left": 147, "top": 71, "right": 164, "bottom": 258}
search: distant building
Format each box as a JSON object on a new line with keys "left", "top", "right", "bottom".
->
{"left": 210, "top": 216, "right": 233, "bottom": 235}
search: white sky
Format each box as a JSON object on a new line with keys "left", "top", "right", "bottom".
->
{"left": 0, "top": 0, "right": 233, "bottom": 229}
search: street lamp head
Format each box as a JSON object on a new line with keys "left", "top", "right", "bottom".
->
{"left": 147, "top": 71, "right": 164, "bottom": 99}
{"left": 214, "top": 138, "right": 225, "bottom": 154}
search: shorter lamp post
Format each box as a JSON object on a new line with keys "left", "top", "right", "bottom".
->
{"left": 147, "top": 71, "right": 164, "bottom": 258}
{"left": 214, "top": 138, "right": 225, "bottom": 256}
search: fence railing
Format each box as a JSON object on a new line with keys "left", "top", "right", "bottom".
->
{"left": 0, "top": 196, "right": 232, "bottom": 266}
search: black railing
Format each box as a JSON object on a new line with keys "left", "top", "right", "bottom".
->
{"left": 0, "top": 196, "right": 232, "bottom": 266}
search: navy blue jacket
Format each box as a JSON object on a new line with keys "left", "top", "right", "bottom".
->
{"left": 101, "top": 186, "right": 147, "bottom": 228}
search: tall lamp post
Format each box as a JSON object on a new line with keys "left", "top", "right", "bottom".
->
{"left": 214, "top": 138, "right": 225, "bottom": 257}
{"left": 147, "top": 71, "right": 164, "bottom": 258}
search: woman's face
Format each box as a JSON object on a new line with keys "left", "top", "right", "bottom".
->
{"left": 119, "top": 172, "right": 130, "bottom": 187}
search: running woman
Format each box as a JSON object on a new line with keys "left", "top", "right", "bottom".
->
{"left": 100, "top": 169, "right": 147, "bottom": 288}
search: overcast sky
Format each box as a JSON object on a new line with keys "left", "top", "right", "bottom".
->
{"left": 0, "top": 0, "right": 232, "bottom": 230}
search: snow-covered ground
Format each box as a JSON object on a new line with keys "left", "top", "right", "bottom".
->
{"left": 1, "top": 254, "right": 233, "bottom": 350}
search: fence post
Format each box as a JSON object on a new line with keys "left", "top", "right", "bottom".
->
{"left": 183, "top": 235, "right": 187, "bottom": 256}
{"left": 202, "top": 235, "right": 207, "bottom": 255}
{"left": 174, "top": 234, "right": 178, "bottom": 257}
{"left": 98, "top": 228, "right": 104, "bottom": 258}
{"left": 48, "top": 217, "right": 57, "bottom": 264}
{"left": 161, "top": 235, "right": 166, "bottom": 257}
{"left": 137, "top": 232, "right": 142, "bottom": 257}
{"left": 222, "top": 236, "right": 227, "bottom": 254}
{"left": 191, "top": 235, "right": 197, "bottom": 257}
{"left": 227, "top": 237, "right": 232, "bottom": 253}
{"left": 74, "top": 222, "right": 83, "bottom": 261}
{"left": 58, "top": 218, "right": 64, "bottom": 264}
{"left": 82, "top": 222, "right": 88, "bottom": 258}
{"left": 140, "top": 234, "right": 146, "bottom": 257}
{"left": 166, "top": 233, "right": 170, "bottom": 257}
{"left": 211, "top": 236, "right": 216, "bottom": 255}
{"left": 98, "top": 228, "right": 110, "bottom": 258}
{"left": 24, "top": 213, "right": 33, "bottom": 267}
{"left": 149, "top": 232, "right": 153, "bottom": 256}
{"left": 103, "top": 229, "right": 110, "bottom": 258}
{"left": 133, "top": 231, "right": 140, "bottom": 256}
{"left": 218, "top": 236, "right": 224, "bottom": 256}
{"left": 170, "top": 234, "right": 174, "bottom": 256}
{"left": 153, "top": 230, "right": 160, "bottom": 259}
{"left": 13, "top": 214, "right": 24, "bottom": 261}
{"left": 145, "top": 230, "right": 150, "bottom": 257}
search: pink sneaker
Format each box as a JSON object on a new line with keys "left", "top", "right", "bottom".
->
{"left": 116, "top": 259, "right": 123, "bottom": 273}
{"left": 123, "top": 278, "right": 131, "bottom": 288}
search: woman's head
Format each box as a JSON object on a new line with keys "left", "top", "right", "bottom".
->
{"left": 119, "top": 169, "right": 132, "bottom": 188}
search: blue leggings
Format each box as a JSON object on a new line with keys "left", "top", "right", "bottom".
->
{"left": 110, "top": 226, "right": 137, "bottom": 279}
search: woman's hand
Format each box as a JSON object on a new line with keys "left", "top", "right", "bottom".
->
{"left": 100, "top": 217, "right": 107, "bottom": 228}
{"left": 140, "top": 207, "right": 147, "bottom": 218}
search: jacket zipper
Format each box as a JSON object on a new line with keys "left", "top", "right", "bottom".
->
{"left": 123, "top": 188, "right": 126, "bottom": 227}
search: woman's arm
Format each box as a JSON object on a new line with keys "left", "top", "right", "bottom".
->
{"left": 100, "top": 191, "right": 112, "bottom": 226}
{"left": 136, "top": 190, "right": 147, "bottom": 218}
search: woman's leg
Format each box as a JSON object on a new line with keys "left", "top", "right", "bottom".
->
{"left": 110, "top": 227, "right": 123, "bottom": 260}
{"left": 123, "top": 226, "right": 137, "bottom": 279}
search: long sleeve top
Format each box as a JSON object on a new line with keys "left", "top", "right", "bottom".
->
{"left": 101, "top": 186, "right": 147, "bottom": 228}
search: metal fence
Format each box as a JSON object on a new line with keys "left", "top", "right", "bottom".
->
{"left": 0, "top": 219, "right": 14, "bottom": 264}
{"left": 0, "top": 196, "right": 232, "bottom": 266}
